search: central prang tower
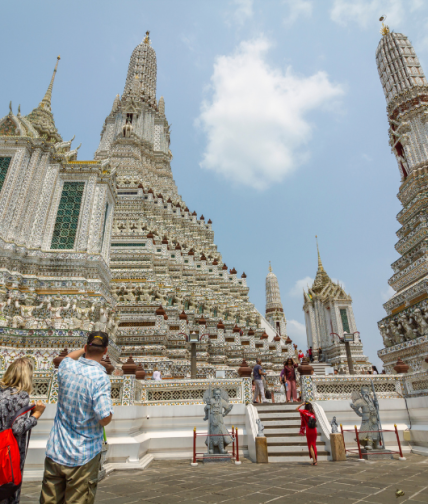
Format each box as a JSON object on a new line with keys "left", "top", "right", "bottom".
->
{"left": 91, "top": 33, "right": 291, "bottom": 379}
{"left": 377, "top": 23, "right": 428, "bottom": 372}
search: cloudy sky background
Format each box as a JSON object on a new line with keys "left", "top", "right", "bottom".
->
{"left": 2, "top": 0, "right": 428, "bottom": 368}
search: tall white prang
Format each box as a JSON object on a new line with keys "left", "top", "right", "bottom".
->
{"left": 376, "top": 24, "right": 428, "bottom": 373}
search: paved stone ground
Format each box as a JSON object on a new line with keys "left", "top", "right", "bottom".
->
{"left": 20, "top": 454, "right": 428, "bottom": 504}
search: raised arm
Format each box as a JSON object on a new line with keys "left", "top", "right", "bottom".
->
{"left": 66, "top": 347, "right": 86, "bottom": 360}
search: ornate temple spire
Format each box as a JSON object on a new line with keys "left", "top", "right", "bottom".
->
{"left": 376, "top": 24, "right": 427, "bottom": 106}
{"left": 265, "top": 263, "right": 284, "bottom": 313}
{"left": 311, "top": 236, "right": 332, "bottom": 294}
{"left": 122, "top": 31, "right": 157, "bottom": 106}
{"left": 26, "top": 55, "right": 62, "bottom": 143}
{"left": 40, "top": 56, "right": 60, "bottom": 113}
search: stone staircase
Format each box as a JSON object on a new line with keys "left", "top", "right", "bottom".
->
{"left": 256, "top": 403, "right": 330, "bottom": 462}
{"left": 311, "top": 361, "right": 330, "bottom": 375}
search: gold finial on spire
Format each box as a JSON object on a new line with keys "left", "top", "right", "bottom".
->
{"left": 39, "top": 55, "right": 61, "bottom": 112}
{"left": 269, "top": 261, "right": 272, "bottom": 273}
{"left": 379, "top": 15, "right": 390, "bottom": 36}
{"left": 144, "top": 30, "right": 150, "bottom": 44}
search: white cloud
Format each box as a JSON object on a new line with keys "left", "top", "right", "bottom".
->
{"left": 289, "top": 276, "right": 314, "bottom": 297}
{"left": 197, "top": 37, "right": 344, "bottom": 190}
{"left": 381, "top": 285, "right": 395, "bottom": 301}
{"left": 330, "top": 0, "right": 424, "bottom": 29}
{"left": 283, "top": 0, "right": 313, "bottom": 26}
{"left": 287, "top": 319, "right": 307, "bottom": 349}
{"left": 232, "top": 0, "right": 253, "bottom": 25}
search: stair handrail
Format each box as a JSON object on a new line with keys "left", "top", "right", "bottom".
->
{"left": 245, "top": 404, "right": 260, "bottom": 462}
{"left": 313, "top": 402, "right": 332, "bottom": 457}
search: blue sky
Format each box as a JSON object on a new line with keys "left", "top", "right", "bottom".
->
{"left": 2, "top": 0, "right": 428, "bottom": 369}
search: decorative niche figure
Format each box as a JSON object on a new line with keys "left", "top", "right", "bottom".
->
{"left": 47, "top": 294, "right": 71, "bottom": 330}
{"left": 107, "top": 311, "right": 121, "bottom": 340}
{"left": 13, "top": 291, "right": 45, "bottom": 329}
{"left": 0, "top": 288, "right": 11, "bottom": 327}
{"left": 203, "top": 388, "right": 233, "bottom": 455}
{"left": 412, "top": 308, "right": 428, "bottom": 335}
{"left": 379, "top": 324, "right": 393, "bottom": 348}
{"left": 350, "top": 385, "right": 381, "bottom": 450}
{"left": 71, "top": 297, "right": 95, "bottom": 331}
{"left": 94, "top": 302, "right": 110, "bottom": 332}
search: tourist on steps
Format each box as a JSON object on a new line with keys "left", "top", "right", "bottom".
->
{"left": 0, "top": 358, "right": 46, "bottom": 504}
{"left": 280, "top": 358, "right": 298, "bottom": 402}
{"left": 296, "top": 402, "right": 318, "bottom": 465}
{"left": 252, "top": 358, "right": 267, "bottom": 404}
{"left": 39, "top": 331, "right": 113, "bottom": 504}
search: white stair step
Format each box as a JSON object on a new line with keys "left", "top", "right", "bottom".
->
{"left": 264, "top": 428, "right": 321, "bottom": 436}
{"left": 268, "top": 454, "right": 329, "bottom": 463}
{"left": 266, "top": 436, "right": 322, "bottom": 444}
{"left": 268, "top": 445, "right": 326, "bottom": 453}
{"left": 258, "top": 412, "right": 300, "bottom": 419}
{"left": 256, "top": 404, "right": 298, "bottom": 411}
{"left": 262, "top": 420, "right": 301, "bottom": 427}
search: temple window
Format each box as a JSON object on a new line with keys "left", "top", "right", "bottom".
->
{"left": 126, "top": 113, "right": 133, "bottom": 124}
{"left": 51, "top": 181, "right": 85, "bottom": 250}
{"left": 0, "top": 157, "right": 12, "bottom": 193}
{"left": 340, "top": 308, "right": 350, "bottom": 333}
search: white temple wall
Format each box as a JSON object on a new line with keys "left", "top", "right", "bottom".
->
{"left": 24, "top": 403, "right": 248, "bottom": 481}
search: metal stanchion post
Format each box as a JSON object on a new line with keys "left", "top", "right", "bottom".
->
{"left": 355, "top": 425, "right": 364, "bottom": 462}
{"left": 395, "top": 424, "right": 406, "bottom": 461}
{"left": 235, "top": 427, "right": 241, "bottom": 465}
{"left": 191, "top": 427, "right": 198, "bottom": 466}
{"left": 232, "top": 426, "right": 235, "bottom": 458}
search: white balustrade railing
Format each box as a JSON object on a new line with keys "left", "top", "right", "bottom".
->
{"left": 245, "top": 404, "right": 261, "bottom": 462}
{"left": 402, "top": 369, "right": 428, "bottom": 397}
{"left": 135, "top": 377, "right": 252, "bottom": 406}
{"left": 301, "top": 374, "right": 403, "bottom": 402}
{"left": 313, "top": 402, "right": 332, "bottom": 457}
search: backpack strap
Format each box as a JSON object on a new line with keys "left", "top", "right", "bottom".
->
{"left": 8, "top": 404, "right": 36, "bottom": 430}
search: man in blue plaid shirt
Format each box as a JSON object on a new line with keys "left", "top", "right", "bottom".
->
{"left": 40, "top": 331, "right": 113, "bottom": 503}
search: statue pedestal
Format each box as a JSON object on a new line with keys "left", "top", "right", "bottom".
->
{"left": 361, "top": 449, "right": 393, "bottom": 460}
{"left": 203, "top": 454, "right": 232, "bottom": 463}
{"left": 330, "top": 433, "right": 346, "bottom": 461}
{"left": 255, "top": 437, "right": 268, "bottom": 463}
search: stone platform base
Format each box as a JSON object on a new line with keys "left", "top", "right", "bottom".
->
{"left": 203, "top": 454, "right": 233, "bottom": 463}
{"left": 362, "top": 449, "right": 394, "bottom": 460}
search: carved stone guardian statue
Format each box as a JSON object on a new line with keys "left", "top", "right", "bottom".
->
{"left": 203, "top": 387, "right": 233, "bottom": 455}
{"left": 350, "top": 385, "right": 381, "bottom": 450}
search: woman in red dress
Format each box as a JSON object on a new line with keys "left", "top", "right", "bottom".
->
{"left": 296, "top": 402, "right": 317, "bottom": 465}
